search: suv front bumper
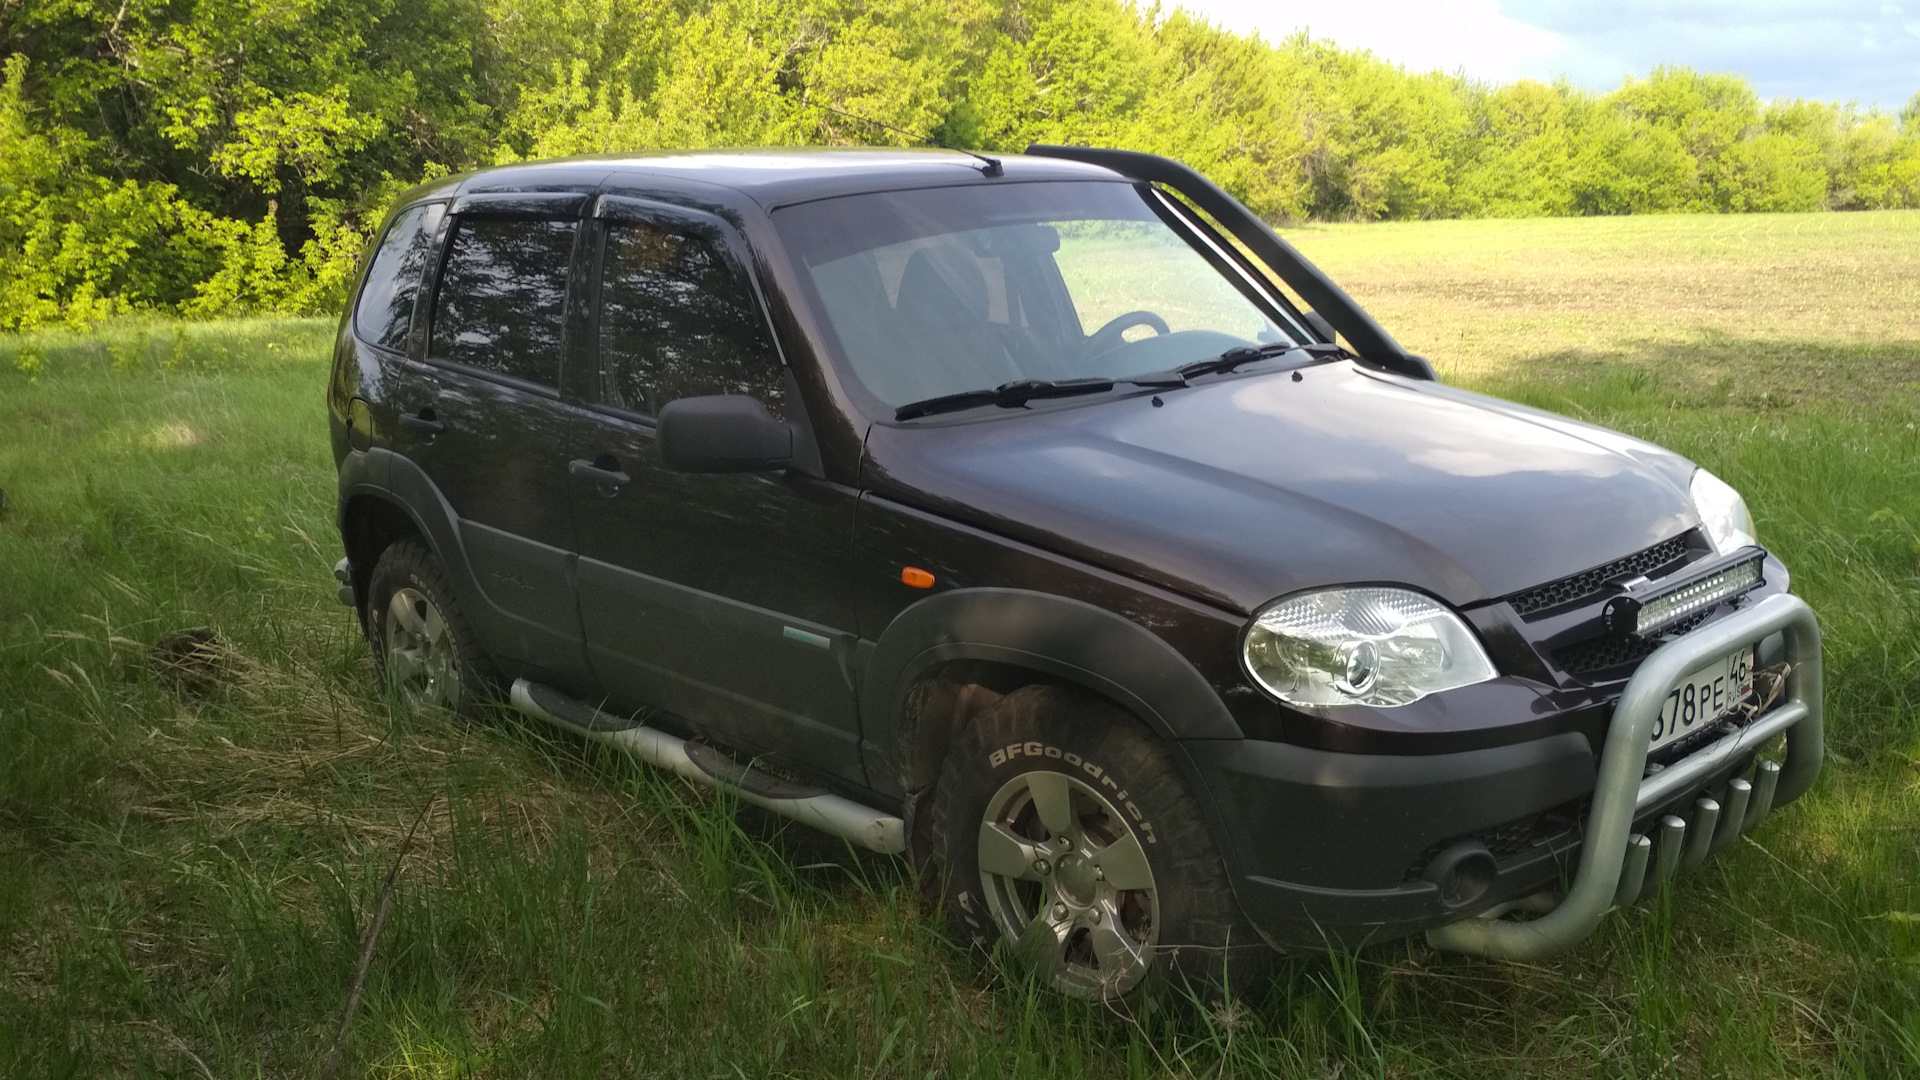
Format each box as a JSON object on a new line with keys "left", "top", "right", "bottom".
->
{"left": 1425, "top": 591, "right": 1820, "bottom": 958}
{"left": 1189, "top": 592, "right": 1822, "bottom": 955}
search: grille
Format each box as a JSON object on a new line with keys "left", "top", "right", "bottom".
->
{"left": 1405, "top": 801, "right": 1582, "bottom": 880}
{"left": 1506, "top": 534, "right": 1694, "bottom": 617}
{"left": 1476, "top": 805, "right": 1580, "bottom": 857}
{"left": 1553, "top": 610, "right": 1714, "bottom": 676}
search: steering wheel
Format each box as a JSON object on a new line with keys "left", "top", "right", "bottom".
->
{"left": 1078, "top": 310, "right": 1171, "bottom": 363}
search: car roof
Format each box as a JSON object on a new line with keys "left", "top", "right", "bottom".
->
{"left": 406, "top": 147, "right": 1131, "bottom": 211}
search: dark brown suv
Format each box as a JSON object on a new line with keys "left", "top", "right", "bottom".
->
{"left": 328, "top": 145, "right": 1823, "bottom": 1001}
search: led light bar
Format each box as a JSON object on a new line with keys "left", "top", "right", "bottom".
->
{"left": 1603, "top": 552, "right": 1765, "bottom": 637}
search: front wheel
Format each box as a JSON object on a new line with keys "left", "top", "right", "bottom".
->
{"left": 930, "top": 685, "right": 1269, "bottom": 1002}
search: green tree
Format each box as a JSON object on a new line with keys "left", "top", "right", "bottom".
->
{"left": 0, "top": 0, "right": 1913, "bottom": 325}
{"left": 1456, "top": 79, "right": 1577, "bottom": 216}
{"left": 1130, "top": 13, "right": 1315, "bottom": 221}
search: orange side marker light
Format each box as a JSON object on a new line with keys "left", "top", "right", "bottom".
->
{"left": 901, "top": 566, "right": 936, "bottom": 589}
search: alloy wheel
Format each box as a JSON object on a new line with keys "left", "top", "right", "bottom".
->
{"left": 976, "top": 769, "right": 1160, "bottom": 998}
{"left": 383, "top": 586, "right": 461, "bottom": 712}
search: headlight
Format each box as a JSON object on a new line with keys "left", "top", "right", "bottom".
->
{"left": 1690, "top": 468, "right": 1756, "bottom": 555}
{"left": 1242, "top": 586, "right": 1498, "bottom": 708}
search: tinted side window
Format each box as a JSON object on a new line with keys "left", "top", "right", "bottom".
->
{"left": 354, "top": 203, "right": 445, "bottom": 351}
{"left": 430, "top": 216, "right": 577, "bottom": 387}
{"left": 598, "top": 222, "right": 784, "bottom": 417}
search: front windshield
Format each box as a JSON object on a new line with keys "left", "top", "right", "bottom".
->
{"left": 774, "top": 181, "right": 1305, "bottom": 410}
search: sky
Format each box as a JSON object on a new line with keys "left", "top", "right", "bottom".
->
{"left": 1175, "top": 0, "right": 1920, "bottom": 112}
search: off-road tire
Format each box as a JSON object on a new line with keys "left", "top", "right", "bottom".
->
{"left": 930, "top": 684, "right": 1271, "bottom": 1004}
{"left": 364, "top": 540, "right": 496, "bottom": 720}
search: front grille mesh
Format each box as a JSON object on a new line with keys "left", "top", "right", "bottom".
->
{"left": 1476, "top": 805, "right": 1580, "bottom": 857}
{"left": 1405, "top": 801, "right": 1583, "bottom": 880}
{"left": 1554, "top": 610, "right": 1714, "bottom": 675}
{"left": 1506, "top": 534, "right": 1694, "bottom": 616}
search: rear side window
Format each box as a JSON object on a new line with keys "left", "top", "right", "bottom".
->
{"left": 429, "top": 216, "right": 578, "bottom": 387}
{"left": 354, "top": 203, "right": 445, "bottom": 351}
{"left": 597, "top": 222, "right": 784, "bottom": 417}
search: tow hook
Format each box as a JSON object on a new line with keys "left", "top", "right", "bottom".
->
{"left": 333, "top": 557, "right": 355, "bottom": 607}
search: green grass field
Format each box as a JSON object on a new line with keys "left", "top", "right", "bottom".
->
{"left": 1, "top": 211, "right": 1917, "bottom": 1078}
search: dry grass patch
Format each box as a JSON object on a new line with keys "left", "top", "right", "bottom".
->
{"left": 1290, "top": 209, "right": 1920, "bottom": 403}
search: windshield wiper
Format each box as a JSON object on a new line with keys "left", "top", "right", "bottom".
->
{"left": 1173, "top": 341, "right": 1346, "bottom": 380}
{"left": 892, "top": 343, "right": 1346, "bottom": 421}
{"left": 895, "top": 374, "right": 1186, "bottom": 421}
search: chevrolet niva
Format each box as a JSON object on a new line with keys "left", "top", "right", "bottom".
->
{"left": 327, "top": 145, "right": 1822, "bottom": 1001}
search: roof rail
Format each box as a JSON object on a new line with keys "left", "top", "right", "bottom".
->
{"left": 1024, "top": 144, "right": 1436, "bottom": 381}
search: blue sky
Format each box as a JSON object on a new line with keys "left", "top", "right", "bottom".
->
{"left": 1174, "top": 0, "right": 1920, "bottom": 112}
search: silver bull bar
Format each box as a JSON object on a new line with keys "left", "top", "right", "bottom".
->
{"left": 1426, "top": 592, "right": 1822, "bottom": 960}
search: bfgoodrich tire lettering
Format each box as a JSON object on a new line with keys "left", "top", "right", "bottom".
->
{"left": 365, "top": 540, "right": 496, "bottom": 719}
{"left": 931, "top": 684, "right": 1269, "bottom": 1002}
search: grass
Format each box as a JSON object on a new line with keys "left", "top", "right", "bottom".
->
{"left": 2, "top": 209, "right": 1918, "bottom": 1077}
{"left": 1286, "top": 209, "right": 1920, "bottom": 406}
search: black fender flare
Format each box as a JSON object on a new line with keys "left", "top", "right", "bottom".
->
{"left": 862, "top": 587, "right": 1244, "bottom": 749}
{"left": 338, "top": 450, "right": 595, "bottom": 687}
{"left": 336, "top": 447, "right": 485, "bottom": 618}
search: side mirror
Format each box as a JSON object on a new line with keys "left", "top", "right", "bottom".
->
{"left": 656, "top": 395, "right": 794, "bottom": 473}
{"left": 1302, "top": 309, "right": 1338, "bottom": 344}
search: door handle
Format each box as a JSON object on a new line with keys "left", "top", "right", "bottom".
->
{"left": 399, "top": 408, "right": 445, "bottom": 435}
{"left": 569, "top": 457, "right": 631, "bottom": 489}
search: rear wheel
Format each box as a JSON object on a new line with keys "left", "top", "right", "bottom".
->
{"left": 365, "top": 540, "right": 494, "bottom": 719}
{"left": 930, "top": 685, "right": 1269, "bottom": 1002}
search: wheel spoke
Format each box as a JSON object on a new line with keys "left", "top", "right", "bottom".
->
{"left": 1025, "top": 771, "right": 1077, "bottom": 840}
{"left": 388, "top": 591, "right": 427, "bottom": 636}
{"left": 1087, "top": 911, "right": 1149, "bottom": 977}
{"left": 387, "top": 646, "right": 423, "bottom": 685}
{"left": 977, "top": 822, "right": 1045, "bottom": 881}
{"left": 426, "top": 654, "right": 457, "bottom": 705}
{"left": 420, "top": 604, "right": 447, "bottom": 645}
{"left": 1013, "top": 899, "right": 1071, "bottom": 976}
{"left": 1093, "top": 831, "right": 1154, "bottom": 892}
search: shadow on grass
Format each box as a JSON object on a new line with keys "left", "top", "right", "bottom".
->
{"left": 1463, "top": 334, "right": 1920, "bottom": 411}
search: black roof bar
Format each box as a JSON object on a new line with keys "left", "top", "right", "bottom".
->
{"left": 1025, "top": 143, "right": 1436, "bottom": 381}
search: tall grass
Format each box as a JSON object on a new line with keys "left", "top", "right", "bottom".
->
{"left": 2, "top": 213, "right": 1917, "bottom": 1078}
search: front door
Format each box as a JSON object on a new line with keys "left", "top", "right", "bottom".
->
{"left": 567, "top": 198, "right": 865, "bottom": 785}
{"left": 385, "top": 198, "right": 590, "bottom": 684}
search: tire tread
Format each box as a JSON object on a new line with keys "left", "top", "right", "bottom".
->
{"left": 929, "top": 684, "right": 1271, "bottom": 1002}
{"left": 365, "top": 539, "right": 498, "bottom": 719}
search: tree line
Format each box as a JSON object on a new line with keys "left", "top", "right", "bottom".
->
{"left": 3, "top": 0, "right": 1917, "bottom": 331}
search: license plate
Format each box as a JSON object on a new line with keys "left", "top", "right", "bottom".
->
{"left": 1651, "top": 647, "right": 1755, "bottom": 753}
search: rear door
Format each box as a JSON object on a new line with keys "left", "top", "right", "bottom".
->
{"left": 568, "top": 197, "right": 865, "bottom": 785}
{"left": 383, "top": 193, "right": 593, "bottom": 684}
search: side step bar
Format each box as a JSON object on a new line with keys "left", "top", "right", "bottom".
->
{"left": 509, "top": 679, "right": 906, "bottom": 854}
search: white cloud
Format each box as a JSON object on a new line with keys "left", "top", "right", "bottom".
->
{"left": 1170, "top": 0, "right": 1570, "bottom": 82}
{"left": 1500, "top": 0, "right": 1920, "bottom": 108}
{"left": 1171, "top": 0, "right": 1920, "bottom": 109}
